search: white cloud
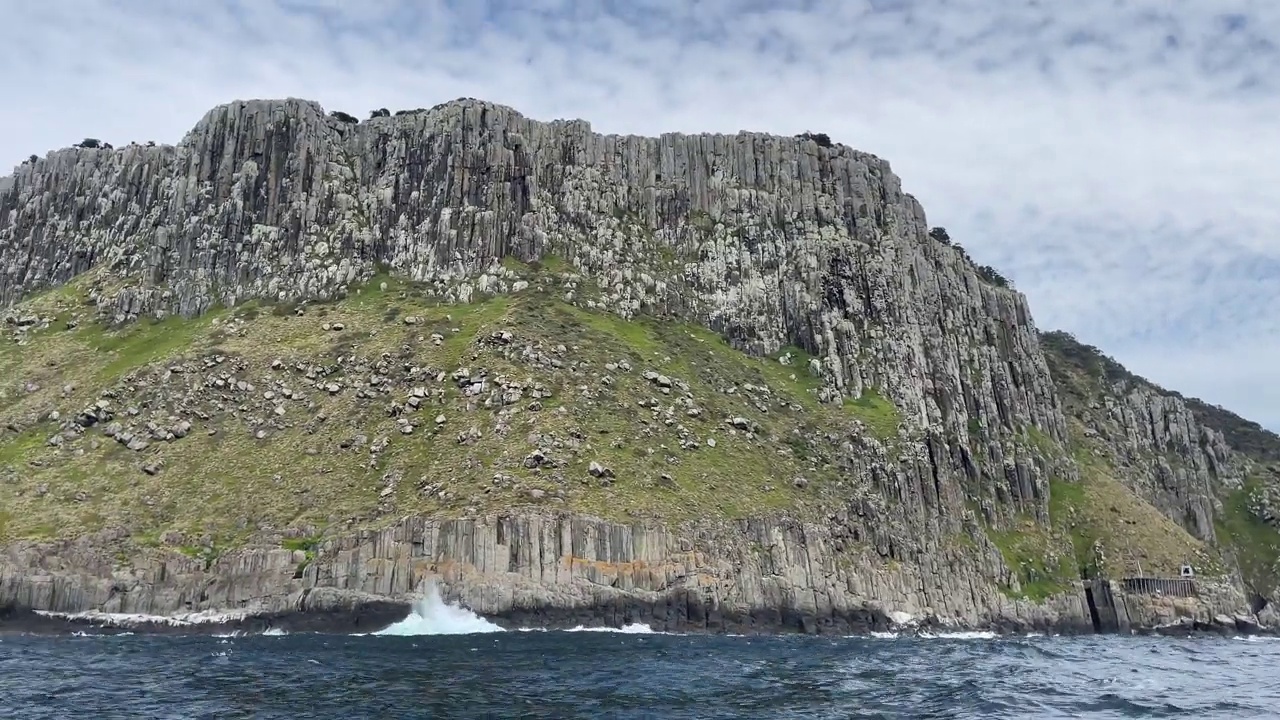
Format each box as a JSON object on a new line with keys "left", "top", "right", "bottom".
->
{"left": 2, "top": 0, "right": 1278, "bottom": 430}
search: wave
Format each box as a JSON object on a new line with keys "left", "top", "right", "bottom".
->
{"left": 918, "top": 630, "right": 998, "bottom": 639}
{"left": 212, "top": 628, "right": 290, "bottom": 639}
{"left": 34, "top": 608, "right": 248, "bottom": 628}
{"left": 564, "top": 623, "right": 657, "bottom": 634}
{"left": 367, "top": 584, "right": 665, "bottom": 636}
{"left": 372, "top": 585, "right": 505, "bottom": 636}
{"left": 867, "top": 630, "right": 1007, "bottom": 640}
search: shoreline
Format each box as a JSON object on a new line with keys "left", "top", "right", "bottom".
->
{"left": 1, "top": 598, "right": 1269, "bottom": 639}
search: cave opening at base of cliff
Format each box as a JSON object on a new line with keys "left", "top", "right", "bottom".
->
{"left": 1083, "top": 587, "right": 1103, "bottom": 633}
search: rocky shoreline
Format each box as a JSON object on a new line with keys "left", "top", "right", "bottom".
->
{"left": 1, "top": 592, "right": 1270, "bottom": 639}
{"left": 2, "top": 512, "right": 1273, "bottom": 639}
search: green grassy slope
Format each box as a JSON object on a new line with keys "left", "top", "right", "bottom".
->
{"left": 0, "top": 261, "right": 901, "bottom": 556}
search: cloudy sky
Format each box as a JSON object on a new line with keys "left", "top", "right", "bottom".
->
{"left": 3, "top": 0, "right": 1278, "bottom": 430}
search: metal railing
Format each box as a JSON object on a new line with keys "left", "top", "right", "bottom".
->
{"left": 1120, "top": 577, "right": 1198, "bottom": 598}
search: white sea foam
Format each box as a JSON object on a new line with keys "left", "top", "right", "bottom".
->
{"left": 866, "top": 629, "right": 1011, "bottom": 640}
{"left": 888, "top": 611, "right": 916, "bottom": 627}
{"left": 34, "top": 608, "right": 248, "bottom": 628}
{"left": 372, "top": 585, "right": 504, "bottom": 636}
{"left": 918, "top": 630, "right": 998, "bottom": 640}
{"left": 564, "top": 623, "right": 656, "bottom": 634}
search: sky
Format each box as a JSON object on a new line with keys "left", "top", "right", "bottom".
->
{"left": 2, "top": 0, "right": 1278, "bottom": 431}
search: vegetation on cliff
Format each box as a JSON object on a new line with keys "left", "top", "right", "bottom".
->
{"left": 0, "top": 260, "right": 902, "bottom": 555}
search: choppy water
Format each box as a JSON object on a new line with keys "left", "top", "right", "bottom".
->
{"left": 3, "top": 593, "right": 1277, "bottom": 719}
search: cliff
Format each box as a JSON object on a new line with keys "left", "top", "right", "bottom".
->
{"left": 0, "top": 98, "right": 1275, "bottom": 635}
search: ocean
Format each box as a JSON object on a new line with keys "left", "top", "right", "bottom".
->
{"left": 2, "top": 592, "right": 1276, "bottom": 719}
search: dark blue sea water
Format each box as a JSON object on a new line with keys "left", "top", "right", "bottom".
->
{"left": 3, "top": 628, "right": 1277, "bottom": 719}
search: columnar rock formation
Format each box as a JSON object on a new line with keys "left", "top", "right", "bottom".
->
{"left": 1, "top": 98, "right": 1276, "bottom": 634}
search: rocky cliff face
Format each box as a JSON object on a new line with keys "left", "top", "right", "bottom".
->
{"left": 1041, "top": 332, "right": 1280, "bottom": 611}
{"left": 0, "top": 98, "right": 1275, "bottom": 635}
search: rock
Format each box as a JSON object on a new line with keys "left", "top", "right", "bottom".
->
{"left": 588, "top": 461, "right": 614, "bottom": 479}
{"left": 523, "top": 449, "right": 549, "bottom": 469}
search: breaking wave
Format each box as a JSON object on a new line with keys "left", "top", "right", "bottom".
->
{"left": 368, "top": 583, "right": 661, "bottom": 636}
{"left": 372, "top": 585, "right": 505, "bottom": 636}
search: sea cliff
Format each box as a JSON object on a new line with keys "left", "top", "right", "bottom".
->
{"left": 1, "top": 98, "right": 1277, "bottom": 635}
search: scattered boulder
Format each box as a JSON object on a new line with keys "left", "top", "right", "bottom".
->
{"left": 524, "top": 449, "right": 550, "bottom": 469}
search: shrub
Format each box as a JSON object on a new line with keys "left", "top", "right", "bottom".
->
{"left": 369, "top": 108, "right": 390, "bottom": 119}
{"left": 76, "top": 138, "right": 101, "bottom": 149}
{"left": 27, "top": 154, "right": 37, "bottom": 164}
{"left": 329, "top": 110, "right": 359, "bottom": 124}
{"left": 797, "top": 132, "right": 833, "bottom": 148}
{"left": 928, "top": 227, "right": 951, "bottom": 244}
{"left": 976, "top": 264, "right": 1010, "bottom": 288}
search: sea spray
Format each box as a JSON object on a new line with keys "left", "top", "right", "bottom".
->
{"left": 373, "top": 584, "right": 504, "bottom": 636}
{"left": 564, "top": 623, "right": 656, "bottom": 634}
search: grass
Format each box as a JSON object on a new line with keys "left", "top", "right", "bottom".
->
{"left": 1045, "top": 430, "right": 1223, "bottom": 579}
{"left": 984, "top": 517, "right": 1075, "bottom": 601}
{"left": 843, "top": 389, "right": 901, "bottom": 441}
{"left": 0, "top": 264, "right": 903, "bottom": 552}
{"left": 1215, "top": 477, "right": 1280, "bottom": 596}
{"left": 0, "top": 429, "right": 48, "bottom": 468}
{"left": 79, "top": 311, "right": 231, "bottom": 380}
